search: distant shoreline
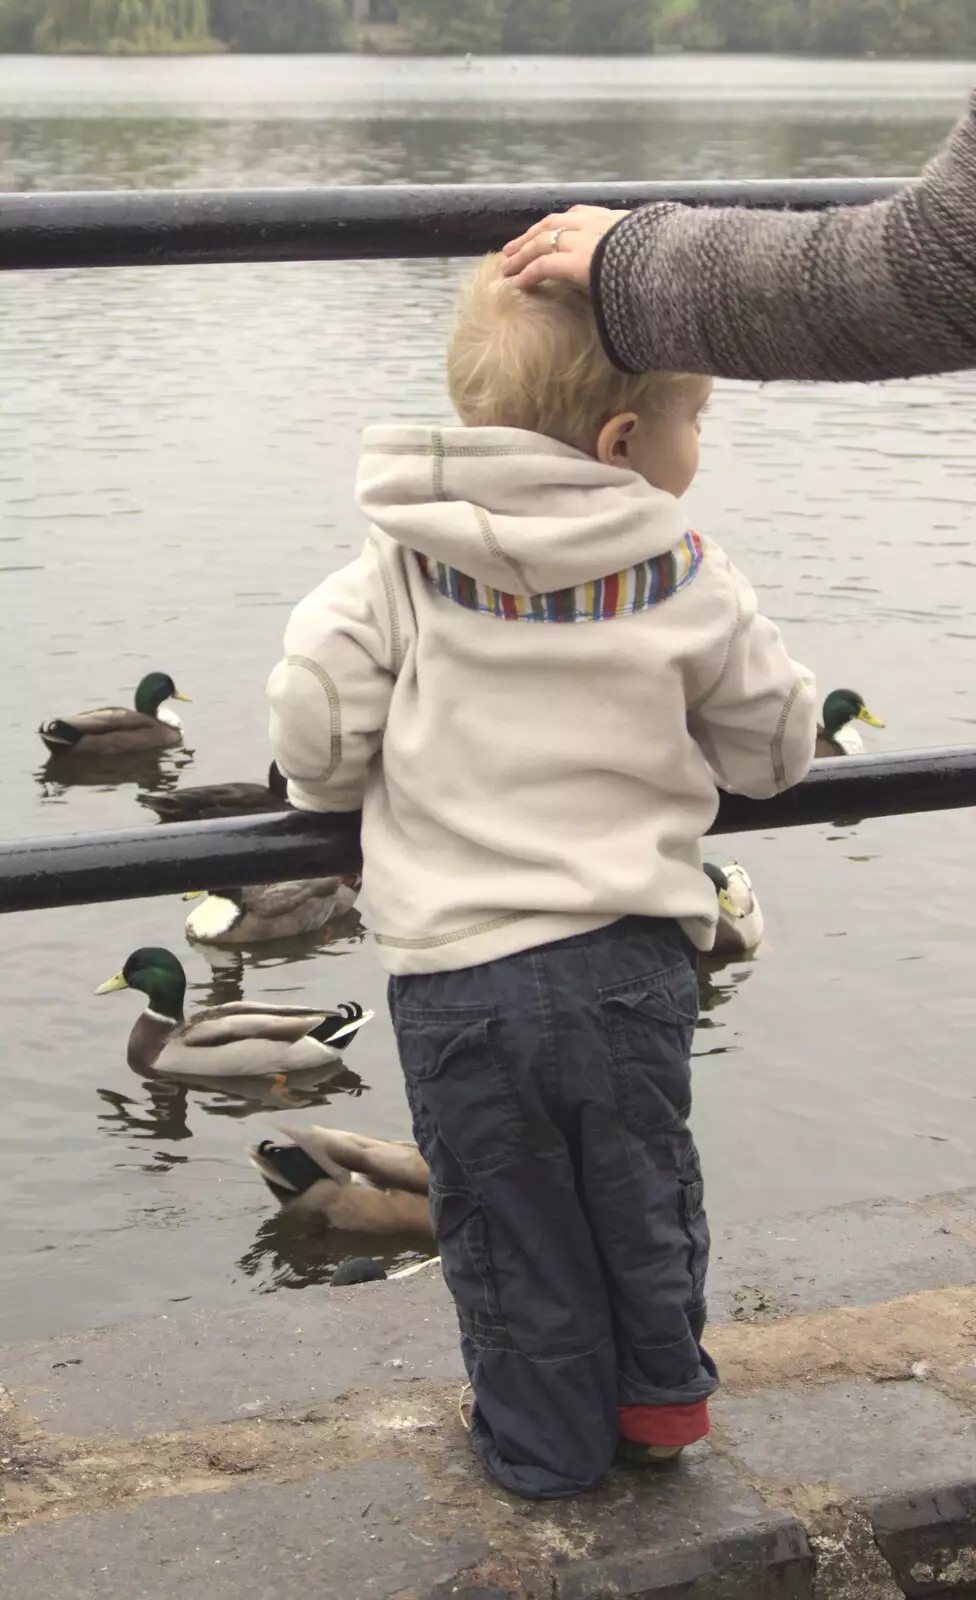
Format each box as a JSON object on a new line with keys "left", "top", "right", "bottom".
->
{"left": 3, "top": 45, "right": 976, "bottom": 58}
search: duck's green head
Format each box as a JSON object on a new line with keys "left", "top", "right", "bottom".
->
{"left": 822, "top": 688, "right": 884, "bottom": 738}
{"left": 95, "top": 947, "right": 186, "bottom": 1021}
{"left": 134, "top": 673, "right": 191, "bottom": 717}
{"left": 703, "top": 861, "right": 739, "bottom": 919}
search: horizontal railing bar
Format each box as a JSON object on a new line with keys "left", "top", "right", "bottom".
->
{"left": 2, "top": 746, "right": 972, "bottom": 915}
{"left": 0, "top": 179, "right": 905, "bottom": 271}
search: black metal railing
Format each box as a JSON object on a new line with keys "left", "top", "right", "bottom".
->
{"left": 0, "top": 178, "right": 905, "bottom": 271}
{"left": 3, "top": 747, "right": 975, "bottom": 915}
{"left": 3, "top": 173, "right": 970, "bottom": 918}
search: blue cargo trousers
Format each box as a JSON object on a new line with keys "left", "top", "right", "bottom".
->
{"left": 389, "top": 914, "right": 718, "bottom": 1500}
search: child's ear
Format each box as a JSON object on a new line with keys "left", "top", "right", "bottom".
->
{"left": 596, "top": 412, "right": 638, "bottom": 468}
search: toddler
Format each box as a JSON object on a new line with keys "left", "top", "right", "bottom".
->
{"left": 267, "top": 255, "right": 817, "bottom": 1499}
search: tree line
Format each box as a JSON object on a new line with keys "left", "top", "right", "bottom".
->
{"left": 2, "top": 0, "right": 975, "bottom": 56}
{"left": 0, "top": 0, "right": 348, "bottom": 52}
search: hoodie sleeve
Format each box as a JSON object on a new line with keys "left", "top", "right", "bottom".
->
{"left": 266, "top": 540, "right": 398, "bottom": 813}
{"left": 592, "top": 94, "right": 976, "bottom": 382}
{"left": 687, "top": 558, "right": 817, "bottom": 800}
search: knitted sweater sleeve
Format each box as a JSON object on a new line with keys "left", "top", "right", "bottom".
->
{"left": 592, "top": 93, "right": 976, "bottom": 383}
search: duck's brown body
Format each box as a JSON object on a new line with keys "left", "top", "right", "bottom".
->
{"left": 186, "top": 879, "right": 359, "bottom": 947}
{"left": 139, "top": 764, "right": 288, "bottom": 821}
{"left": 41, "top": 707, "right": 182, "bottom": 756}
{"left": 249, "top": 1126, "right": 433, "bottom": 1236}
{"left": 127, "top": 1002, "right": 360, "bottom": 1079}
{"left": 815, "top": 727, "right": 845, "bottom": 759}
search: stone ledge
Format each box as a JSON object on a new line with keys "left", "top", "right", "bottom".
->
{"left": 870, "top": 1480, "right": 976, "bottom": 1597}
{"left": 3, "top": 1187, "right": 976, "bottom": 1598}
{"left": 554, "top": 1517, "right": 815, "bottom": 1600}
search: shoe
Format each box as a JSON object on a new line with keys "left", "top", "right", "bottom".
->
{"left": 615, "top": 1437, "right": 685, "bottom": 1466}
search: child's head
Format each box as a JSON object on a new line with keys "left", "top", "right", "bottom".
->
{"left": 447, "top": 253, "right": 712, "bottom": 500}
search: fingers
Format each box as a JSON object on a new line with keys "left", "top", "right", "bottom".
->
{"left": 502, "top": 227, "right": 577, "bottom": 280}
{"left": 502, "top": 204, "right": 623, "bottom": 257}
{"left": 501, "top": 211, "right": 578, "bottom": 257}
{"left": 505, "top": 249, "right": 588, "bottom": 292}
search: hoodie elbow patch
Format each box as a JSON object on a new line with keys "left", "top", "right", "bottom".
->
{"left": 280, "top": 655, "right": 343, "bottom": 782}
{"left": 771, "top": 678, "right": 815, "bottom": 790}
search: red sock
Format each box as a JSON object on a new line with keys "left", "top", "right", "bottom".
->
{"left": 618, "top": 1399, "right": 711, "bottom": 1448}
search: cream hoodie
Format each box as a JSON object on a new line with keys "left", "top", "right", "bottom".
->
{"left": 267, "top": 426, "right": 817, "bottom": 974}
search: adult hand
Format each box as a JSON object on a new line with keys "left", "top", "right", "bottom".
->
{"left": 502, "top": 205, "right": 631, "bottom": 291}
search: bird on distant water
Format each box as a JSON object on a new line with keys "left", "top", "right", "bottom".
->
{"left": 95, "top": 948, "right": 372, "bottom": 1081}
{"left": 39, "top": 671, "right": 189, "bottom": 756}
{"left": 816, "top": 688, "right": 884, "bottom": 758}
{"left": 138, "top": 761, "right": 289, "bottom": 822}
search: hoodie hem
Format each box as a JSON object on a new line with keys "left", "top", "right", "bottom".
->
{"left": 371, "top": 909, "right": 716, "bottom": 975}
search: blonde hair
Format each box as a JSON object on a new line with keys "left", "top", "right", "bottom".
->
{"left": 447, "top": 253, "right": 683, "bottom": 453}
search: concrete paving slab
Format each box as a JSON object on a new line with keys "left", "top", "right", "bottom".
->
{"left": 0, "top": 1272, "right": 462, "bottom": 1439}
{"left": 707, "top": 1191, "right": 976, "bottom": 1323}
{"left": 1, "top": 1435, "right": 793, "bottom": 1599}
{"left": 715, "top": 1381, "right": 976, "bottom": 1499}
{"left": 2, "top": 1460, "right": 487, "bottom": 1600}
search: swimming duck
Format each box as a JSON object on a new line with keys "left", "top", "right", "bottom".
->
{"left": 138, "top": 762, "right": 289, "bottom": 822}
{"left": 816, "top": 689, "right": 884, "bottom": 758}
{"left": 95, "top": 947, "right": 372, "bottom": 1080}
{"left": 703, "top": 860, "right": 764, "bottom": 957}
{"left": 39, "top": 672, "right": 189, "bottom": 756}
{"left": 183, "top": 877, "right": 361, "bottom": 947}
{"left": 248, "top": 1125, "right": 432, "bottom": 1235}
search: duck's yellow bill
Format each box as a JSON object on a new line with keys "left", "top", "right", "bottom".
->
{"left": 173, "top": 691, "right": 192, "bottom": 702}
{"left": 718, "top": 890, "right": 744, "bottom": 920}
{"left": 858, "top": 707, "right": 884, "bottom": 728}
{"left": 182, "top": 890, "right": 205, "bottom": 901}
{"left": 95, "top": 972, "right": 128, "bottom": 995}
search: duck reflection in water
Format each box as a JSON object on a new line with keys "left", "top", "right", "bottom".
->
{"left": 694, "top": 957, "right": 755, "bottom": 1062}
{"left": 238, "top": 1209, "right": 430, "bottom": 1294}
{"left": 97, "top": 1063, "right": 366, "bottom": 1147}
{"left": 97, "top": 1080, "right": 194, "bottom": 1142}
{"left": 189, "top": 908, "right": 368, "bottom": 1009}
{"left": 35, "top": 746, "right": 194, "bottom": 800}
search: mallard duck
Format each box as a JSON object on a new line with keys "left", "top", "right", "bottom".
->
{"left": 138, "top": 762, "right": 288, "bottom": 822}
{"left": 248, "top": 1126, "right": 432, "bottom": 1235}
{"left": 95, "top": 947, "right": 372, "bottom": 1080}
{"left": 39, "top": 672, "right": 189, "bottom": 756}
{"left": 183, "top": 877, "right": 361, "bottom": 946}
{"left": 816, "top": 689, "right": 884, "bottom": 758}
{"left": 703, "top": 860, "right": 764, "bottom": 957}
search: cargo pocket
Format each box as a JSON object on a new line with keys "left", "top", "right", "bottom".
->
{"left": 431, "top": 1180, "right": 510, "bottom": 1351}
{"left": 679, "top": 1151, "right": 710, "bottom": 1308}
{"left": 394, "top": 1006, "right": 524, "bottom": 1177}
{"left": 600, "top": 961, "right": 699, "bottom": 1136}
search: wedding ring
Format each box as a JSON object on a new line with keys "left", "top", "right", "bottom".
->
{"left": 549, "top": 227, "right": 569, "bottom": 253}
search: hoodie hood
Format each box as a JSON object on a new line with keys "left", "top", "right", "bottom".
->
{"left": 355, "top": 424, "right": 687, "bottom": 595}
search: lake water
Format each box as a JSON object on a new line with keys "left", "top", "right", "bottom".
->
{"left": 1, "top": 52, "right": 975, "bottom": 1343}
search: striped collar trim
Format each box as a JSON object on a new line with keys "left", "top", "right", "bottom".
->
{"left": 417, "top": 532, "right": 703, "bottom": 622}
